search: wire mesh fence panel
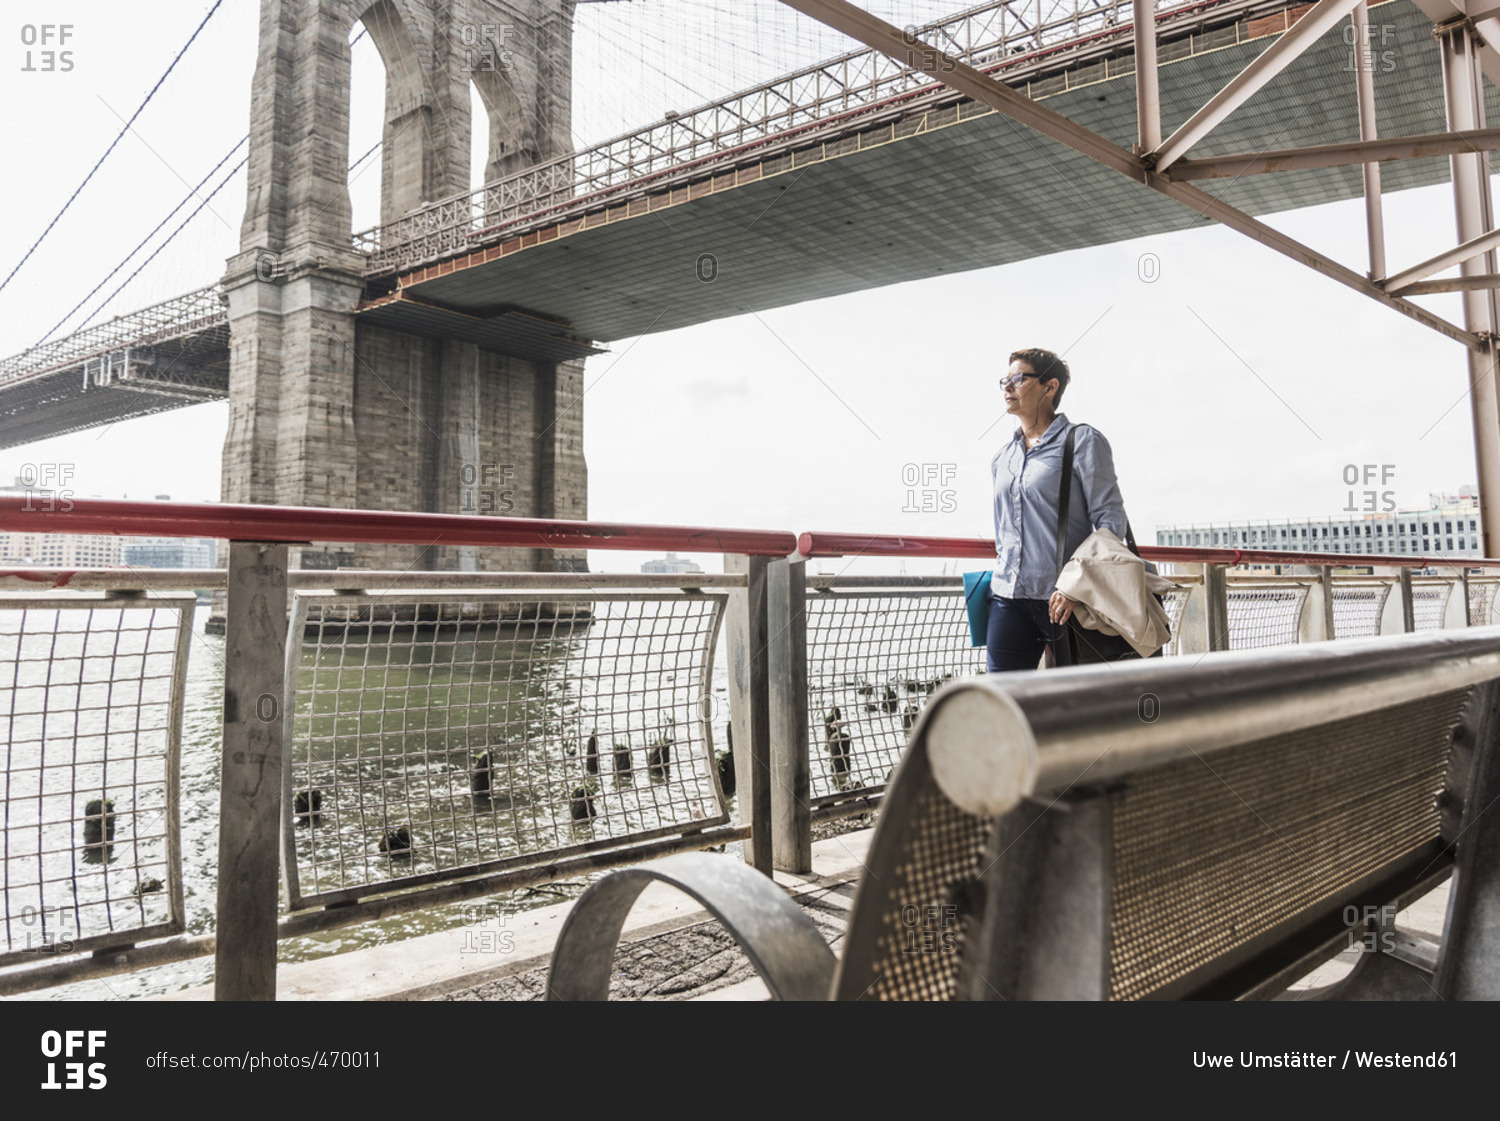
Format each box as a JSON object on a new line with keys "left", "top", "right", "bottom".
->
{"left": 805, "top": 587, "right": 986, "bottom": 805}
{"left": 1225, "top": 584, "right": 1307, "bottom": 650}
{"left": 1332, "top": 584, "right": 1391, "bottom": 639}
{"left": 1412, "top": 584, "right": 1452, "bottom": 631}
{"left": 0, "top": 595, "right": 191, "bottom": 966}
{"left": 282, "top": 592, "right": 728, "bottom": 908}
{"left": 1159, "top": 587, "right": 1191, "bottom": 657}
{"left": 1471, "top": 580, "right": 1499, "bottom": 627}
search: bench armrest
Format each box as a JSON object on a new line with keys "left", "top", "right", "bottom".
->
{"left": 544, "top": 852, "right": 836, "bottom": 1001}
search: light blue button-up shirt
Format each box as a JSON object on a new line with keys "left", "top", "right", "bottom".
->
{"left": 990, "top": 414, "right": 1128, "bottom": 600}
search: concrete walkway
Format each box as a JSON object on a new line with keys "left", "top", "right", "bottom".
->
{"left": 159, "top": 830, "right": 874, "bottom": 1002}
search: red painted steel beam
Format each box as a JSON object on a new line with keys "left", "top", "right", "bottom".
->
{"left": 796, "top": 530, "right": 1500, "bottom": 569}
{"left": 0, "top": 497, "right": 798, "bottom": 557}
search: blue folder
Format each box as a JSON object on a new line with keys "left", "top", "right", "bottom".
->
{"left": 962, "top": 570, "right": 992, "bottom": 648}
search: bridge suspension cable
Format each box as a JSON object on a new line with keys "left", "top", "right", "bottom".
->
{"left": 72, "top": 152, "right": 248, "bottom": 336}
{"left": 40, "top": 134, "right": 378, "bottom": 348}
{"left": 35, "top": 137, "right": 249, "bottom": 348}
{"left": 0, "top": 0, "right": 228, "bottom": 299}
{"left": 39, "top": 25, "right": 375, "bottom": 343}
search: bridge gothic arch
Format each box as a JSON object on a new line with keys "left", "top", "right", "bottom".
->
{"left": 357, "top": 0, "right": 474, "bottom": 225}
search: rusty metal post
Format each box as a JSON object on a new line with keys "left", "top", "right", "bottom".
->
{"left": 1133, "top": 0, "right": 1161, "bottom": 152}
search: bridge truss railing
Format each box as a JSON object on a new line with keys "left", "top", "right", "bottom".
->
{"left": 0, "top": 285, "right": 226, "bottom": 388}
{"left": 354, "top": 0, "right": 1224, "bottom": 274}
{"left": 5, "top": 500, "right": 1496, "bottom": 999}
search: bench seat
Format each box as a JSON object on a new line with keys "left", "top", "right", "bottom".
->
{"left": 546, "top": 628, "right": 1500, "bottom": 1000}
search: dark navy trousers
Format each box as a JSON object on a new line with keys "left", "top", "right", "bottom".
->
{"left": 985, "top": 595, "right": 1059, "bottom": 673}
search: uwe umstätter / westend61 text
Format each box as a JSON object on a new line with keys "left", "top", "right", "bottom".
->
{"left": 1193, "top": 1052, "right": 1457, "bottom": 1070}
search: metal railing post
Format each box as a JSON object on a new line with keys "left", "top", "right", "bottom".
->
{"left": 1298, "top": 565, "right": 1335, "bottom": 642}
{"left": 768, "top": 556, "right": 812, "bottom": 873}
{"left": 1437, "top": 572, "right": 1469, "bottom": 629}
{"left": 725, "top": 554, "right": 774, "bottom": 875}
{"left": 1175, "top": 565, "right": 1207, "bottom": 656}
{"left": 1204, "top": 563, "right": 1230, "bottom": 652}
{"left": 1398, "top": 568, "right": 1416, "bottom": 632}
{"left": 1174, "top": 564, "right": 1228, "bottom": 654}
{"left": 214, "top": 541, "right": 288, "bottom": 1001}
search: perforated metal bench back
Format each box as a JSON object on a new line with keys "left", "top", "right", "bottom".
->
{"left": 832, "top": 745, "right": 996, "bottom": 1000}
{"left": 833, "top": 688, "right": 1470, "bottom": 1001}
{"left": 1110, "top": 688, "right": 1467, "bottom": 999}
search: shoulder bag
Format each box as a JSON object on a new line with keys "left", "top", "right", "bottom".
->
{"left": 1052, "top": 425, "right": 1158, "bottom": 667}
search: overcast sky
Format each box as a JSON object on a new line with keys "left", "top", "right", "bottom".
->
{"left": 0, "top": 0, "right": 1487, "bottom": 573}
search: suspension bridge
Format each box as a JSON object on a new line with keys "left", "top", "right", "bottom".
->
{"left": 2, "top": 0, "right": 1498, "bottom": 553}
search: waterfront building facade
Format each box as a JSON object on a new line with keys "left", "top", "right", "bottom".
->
{"left": 1156, "top": 488, "right": 1483, "bottom": 560}
{"left": 641, "top": 552, "right": 704, "bottom": 574}
{"left": 119, "top": 538, "right": 219, "bottom": 569}
{"left": 0, "top": 529, "right": 122, "bottom": 567}
{"left": 0, "top": 478, "right": 121, "bottom": 566}
{"left": 0, "top": 480, "right": 217, "bottom": 569}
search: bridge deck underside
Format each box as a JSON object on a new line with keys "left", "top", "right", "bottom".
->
{"left": 0, "top": 331, "right": 228, "bottom": 449}
{"left": 400, "top": 0, "right": 1486, "bottom": 343}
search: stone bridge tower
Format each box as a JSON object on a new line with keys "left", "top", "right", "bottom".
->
{"left": 221, "top": 0, "right": 586, "bottom": 572}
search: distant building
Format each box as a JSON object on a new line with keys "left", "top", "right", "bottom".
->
{"left": 0, "top": 531, "right": 122, "bottom": 567}
{"left": 641, "top": 552, "right": 703, "bottom": 574}
{"left": 120, "top": 538, "right": 219, "bottom": 569}
{"left": 0, "top": 480, "right": 220, "bottom": 570}
{"left": 0, "top": 477, "right": 123, "bottom": 566}
{"left": 1156, "top": 487, "right": 1483, "bottom": 561}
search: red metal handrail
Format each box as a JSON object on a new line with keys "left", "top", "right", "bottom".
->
{"left": 795, "top": 530, "right": 1500, "bottom": 570}
{"left": 0, "top": 497, "right": 797, "bottom": 557}
{"left": 8, "top": 502, "right": 1494, "bottom": 570}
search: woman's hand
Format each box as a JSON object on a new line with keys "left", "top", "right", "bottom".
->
{"left": 1048, "top": 592, "right": 1076, "bottom": 625}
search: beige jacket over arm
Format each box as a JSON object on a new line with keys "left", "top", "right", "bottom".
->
{"left": 1055, "top": 528, "right": 1178, "bottom": 659}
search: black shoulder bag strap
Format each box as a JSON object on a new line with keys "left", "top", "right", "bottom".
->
{"left": 1056, "top": 424, "right": 1141, "bottom": 558}
{"left": 1053, "top": 425, "right": 1079, "bottom": 666}
{"left": 1053, "top": 425, "right": 1078, "bottom": 586}
{"left": 1052, "top": 424, "right": 1143, "bottom": 667}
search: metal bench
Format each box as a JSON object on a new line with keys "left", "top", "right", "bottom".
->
{"left": 545, "top": 627, "right": 1500, "bottom": 1000}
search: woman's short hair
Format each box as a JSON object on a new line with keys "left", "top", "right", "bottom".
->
{"left": 1009, "top": 347, "right": 1070, "bottom": 406}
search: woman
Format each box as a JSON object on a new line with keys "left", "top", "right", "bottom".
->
{"left": 987, "top": 347, "right": 1129, "bottom": 672}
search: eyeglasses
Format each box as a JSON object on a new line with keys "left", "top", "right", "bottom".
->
{"left": 1000, "top": 372, "right": 1045, "bottom": 390}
